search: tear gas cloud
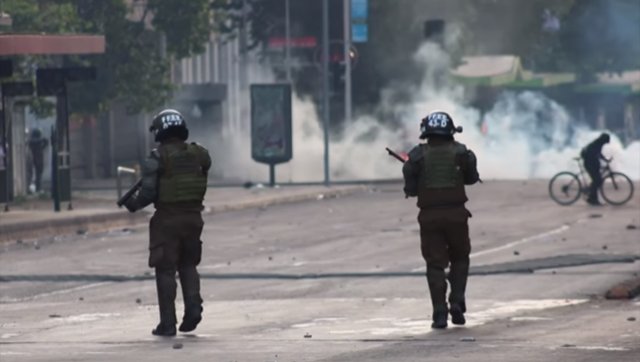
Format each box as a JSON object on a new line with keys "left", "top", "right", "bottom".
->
{"left": 209, "top": 42, "right": 639, "bottom": 183}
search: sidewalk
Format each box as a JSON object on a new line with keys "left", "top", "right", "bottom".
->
{"left": 0, "top": 184, "right": 368, "bottom": 243}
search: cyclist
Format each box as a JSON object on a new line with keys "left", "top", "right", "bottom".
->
{"left": 580, "top": 133, "right": 611, "bottom": 206}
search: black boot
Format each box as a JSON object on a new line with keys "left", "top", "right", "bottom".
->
{"left": 427, "top": 266, "right": 449, "bottom": 329}
{"left": 448, "top": 261, "right": 469, "bottom": 326}
{"left": 154, "top": 268, "right": 178, "bottom": 336}
{"left": 178, "top": 265, "right": 203, "bottom": 332}
{"left": 152, "top": 322, "right": 177, "bottom": 337}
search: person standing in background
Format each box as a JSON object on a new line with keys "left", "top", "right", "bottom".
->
{"left": 27, "top": 128, "right": 48, "bottom": 193}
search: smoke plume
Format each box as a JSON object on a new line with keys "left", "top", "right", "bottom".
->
{"left": 209, "top": 42, "right": 639, "bottom": 183}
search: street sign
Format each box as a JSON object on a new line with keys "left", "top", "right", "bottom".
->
{"left": 351, "top": 0, "right": 368, "bottom": 19}
{"left": 0, "top": 59, "right": 12, "bottom": 79}
{"left": 1, "top": 82, "right": 34, "bottom": 97}
{"left": 36, "top": 67, "right": 97, "bottom": 96}
{"left": 250, "top": 84, "right": 293, "bottom": 165}
{"left": 352, "top": 24, "right": 368, "bottom": 43}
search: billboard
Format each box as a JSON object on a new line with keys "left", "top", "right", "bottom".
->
{"left": 250, "top": 84, "right": 293, "bottom": 165}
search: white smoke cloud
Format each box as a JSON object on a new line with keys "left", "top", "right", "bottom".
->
{"left": 210, "top": 42, "right": 640, "bottom": 183}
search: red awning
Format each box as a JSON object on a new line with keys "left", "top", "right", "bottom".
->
{"left": 0, "top": 34, "right": 105, "bottom": 56}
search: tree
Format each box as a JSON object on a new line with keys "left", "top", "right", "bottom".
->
{"left": 2, "top": 0, "right": 216, "bottom": 116}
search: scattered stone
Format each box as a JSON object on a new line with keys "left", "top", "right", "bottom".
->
{"left": 292, "top": 257, "right": 296, "bottom": 261}
{"left": 602, "top": 245, "right": 608, "bottom": 250}
{"left": 627, "top": 225, "right": 637, "bottom": 230}
{"left": 514, "top": 251, "right": 520, "bottom": 256}
{"left": 460, "top": 337, "right": 476, "bottom": 342}
{"left": 562, "top": 238, "right": 566, "bottom": 241}
{"left": 316, "top": 194, "right": 324, "bottom": 201}
{"left": 77, "top": 230, "right": 87, "bottom": 235}
{"left": 376, "top": 265, "right": 380, "bottom": 268}
{"left": 79, "top": 297, "right": 84, "bottom": 301}
{"left": 172, "top": 343, "right": 183, "bottom": 349}
{"left": 16, "top": 240, "right": 23, "bottom": 245}
{"left": 49, "top": 314, "right": 62, "bottom": 318}
{"left": 589, "top": 214, "right": 602, "bottom": 219}
{"left": 562, "top": 344, "right": 576, "bottom": 348}
{"left": 34, "top": 245, "right": 40, "bottom": 250}
{"left": 268, "top": 256, "right": 273, "bottom": 261}
{"left": 143, "top": 272, "right": 151, "bottom": 276}
{"left": 627, "top": 317, "right": 636, "bottom": 322}
{"left": 552, "top": 271, "right": 556, "bottom": 274}
{"left": 304, "top": 333, "right": 312, "bottom": 338}
{"left": 135, "top": 298, "right": 142, "bottom": 304}
{"left": 227, "top": 261, "right": 231, "bottom": 265}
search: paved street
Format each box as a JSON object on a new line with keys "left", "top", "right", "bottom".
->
{"left": 0, "top": 180, "right": 639, "bottom": 361}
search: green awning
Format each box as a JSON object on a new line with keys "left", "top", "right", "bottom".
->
{"left": 450, "top": 56, "right": 521, "bottom": 86}
{"left": 506, "top": 71, "right": 576, "bottom": 88}
{"left": 575, "top": 71, "right": 640, "bottom": 94}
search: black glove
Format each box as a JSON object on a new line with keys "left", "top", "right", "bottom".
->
{"left": 123, "top": 198, "right": 137, "bottom": 213}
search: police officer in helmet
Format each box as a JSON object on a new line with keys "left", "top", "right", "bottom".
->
{"left": 124, "top": 109, "right": 211, "bottom": 336}
{"left": 402, "top": 111, "right": 480, "bottom": 329}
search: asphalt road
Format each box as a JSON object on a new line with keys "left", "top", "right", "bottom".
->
{"left": 1, "top": 180, "right": 639, "bottom": 362}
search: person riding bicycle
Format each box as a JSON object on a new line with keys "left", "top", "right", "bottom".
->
{"left": 580, "top": 133, "right": 611, "bottom": 206}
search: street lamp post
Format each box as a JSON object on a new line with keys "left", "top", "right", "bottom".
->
{"left": 322, "top": 0, "right": 330, "bottom": 186}
{"left": 343, "top": 0, "right": 352, "bottom": 124}
{"left": 285, "top": 0, "right": 291, "bottom": 82}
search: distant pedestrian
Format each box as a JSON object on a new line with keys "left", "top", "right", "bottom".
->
{"left": 28, "top": 128, "right": 48, "bottom": 193}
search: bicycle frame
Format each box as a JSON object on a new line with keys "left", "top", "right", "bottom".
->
{"left": 573, "top": 158, "right": 614, "bottom": 195}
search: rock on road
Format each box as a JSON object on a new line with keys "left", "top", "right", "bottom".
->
{"left": 0, "top": 180, "right": 639, "bottom": 362}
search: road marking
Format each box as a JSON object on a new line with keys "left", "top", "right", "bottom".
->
{"left": 412, "top": 225, "right": 571, "bottom": 272}
{"left": 0, "top": 282, "right": 112, "bottom": 303}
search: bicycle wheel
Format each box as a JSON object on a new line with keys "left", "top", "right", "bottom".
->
{"left": 549, "top": 172, "right": 583, "bottom": 206}
{"left": 600, "top": 172, "right": 634, "bottom": 206}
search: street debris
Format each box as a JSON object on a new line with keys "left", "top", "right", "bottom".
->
{"left": 589, "top": 214, "right": 602, "bottom": 218}
{"left": 77, "top": 229, "right": 87, "bottom": 235}
{"left": 627, "top": 225, "right": 637, "bottom": 230}
{"left": 49, "top": 314, "right": 62, "bottom": 318}
{"left": 172, "top": 343, "right": 183, "bottom": 349}
{"left": 513, "top": 251, "right": 520, "bottom": 256}
{"left": 627, "top": 317, "right": 636, "bottom": 322}
{"left": 602, "top": 245, "right": 608, "bottom": 250}
{"left": 316, "top": 194, "right": 324, "bottom": 201}
{"left": 34, "top": 245, "right": 40, "bottom": 250}
{"left": 562, "top": 344, "right": 576, "bottom": 348}
{"left": 460, "top": 337, "right": 475, "bottom": 342}
{"left": 16, "top": 240, "right": 23, "bottom": 245}
{"left": 304, "top": 333, "right": 312, "bottom": 338}
{"left": 268, "top": 256, "right": 273, "bottom": 261}
{"left": 79, "top": 297, "right": 84, "bottom": 301}
{"left": 136, "top": 298, "right": 142, "bottom": 304}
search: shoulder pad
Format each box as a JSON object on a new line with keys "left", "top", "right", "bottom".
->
{"left": 407, "top": 145, "right": 423, "bottom": 162}
{"left": 150, "top": 148, "right": 161, "bottom": 159}
{"left": 454, "top": 142, "right": 468, "bottom": 154}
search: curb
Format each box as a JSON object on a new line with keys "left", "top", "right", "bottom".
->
{"left": 0, "top": 185, "right": 367, "bottom": 244}
{"left": 605, "top": 277, "right": 640, "bottom": 299}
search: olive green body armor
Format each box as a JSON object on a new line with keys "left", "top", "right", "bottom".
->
{"left": 157, "top": 143, "right": 208, "bottom": 204}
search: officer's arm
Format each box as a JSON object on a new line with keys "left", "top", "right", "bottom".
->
{"left": 128, "top": 154, "right": 160, "bottom": 211}
{"left": 402, "top": 146, "right": 422, "bottom": 197}
{"left": 201, "top": 148, "right": 212, "bottom": 175}
{"left": 463, "top": 149, "right": 480, "bottom": 185}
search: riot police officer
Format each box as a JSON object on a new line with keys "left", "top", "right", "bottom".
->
{"left": 402, "top": 111, "right": 480, "bottom": 329}
{"left": 124, "top": 109, "right": 211, "bottom": 336}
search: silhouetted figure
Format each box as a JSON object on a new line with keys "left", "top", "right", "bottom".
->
{"left": 28, "top": 128, "right": 48, "bottom": 193}
{"left": 580, "top": 133, "right": 610, "bottom": 206}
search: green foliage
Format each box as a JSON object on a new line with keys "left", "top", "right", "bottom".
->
{"left": 2, "top": 0, "right": 217, "bottom": 117}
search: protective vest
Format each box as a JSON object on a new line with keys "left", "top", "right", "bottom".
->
{"left": 422, "top": 143, "right": 464, "bottom": 188}
{"left": 157, "top": 142, "right": 208, "bottom": 204}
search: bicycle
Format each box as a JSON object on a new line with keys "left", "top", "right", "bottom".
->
{"left": 548, "top": 157, "right": 634, "bottom": 206}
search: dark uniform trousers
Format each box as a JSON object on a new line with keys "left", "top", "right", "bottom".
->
{"left": 149, "top": 209, "right": 204, "bottom": 325}
{"left": 418, "top": 206, "right": 471, "bottom": 314}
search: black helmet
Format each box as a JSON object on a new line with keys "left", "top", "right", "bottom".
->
{"left": 30, "top": 128, "right": 43, "bottom": 139}
{"left": 419, "top": 111, "right": 462, "bottom": 139}
{"left": 149, "top": 109, "right": 189, "bottom": 142}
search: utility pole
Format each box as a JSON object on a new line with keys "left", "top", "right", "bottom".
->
{"left": 343, "top": 0, "right": 352, "bottom": 124}
{"left": 322, "top": 0, "right": 330, "bottom": 186}
{"left": 239, "top": 0, "right": 248, "bottom": 89}
{"left": 285, "top": 0, "right": 291, "bottom": 82}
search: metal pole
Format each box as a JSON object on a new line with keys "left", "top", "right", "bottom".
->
{"left": 269, "top": 163, "right": 275, "bottom": 187}
{"left": 322, "top": 0, "right": 330, "bottom": 186}
{"left": 239, "top": 0, "right": 248, "bottom": 89}
{"left": 1, "top": 94, "right": 8, "bottom": 212}
{"left": 285, "top": 0, "right": 291, "bottom": 82}
{"left": 343, "top": 0, "right": 352, "bottom": 124}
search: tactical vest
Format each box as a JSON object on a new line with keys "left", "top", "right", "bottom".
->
{"left": 156, "top": 143, "right": 208, "bottom": 204}
{"left": 422, "top": 143, "right": 464, "bottom": 188}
